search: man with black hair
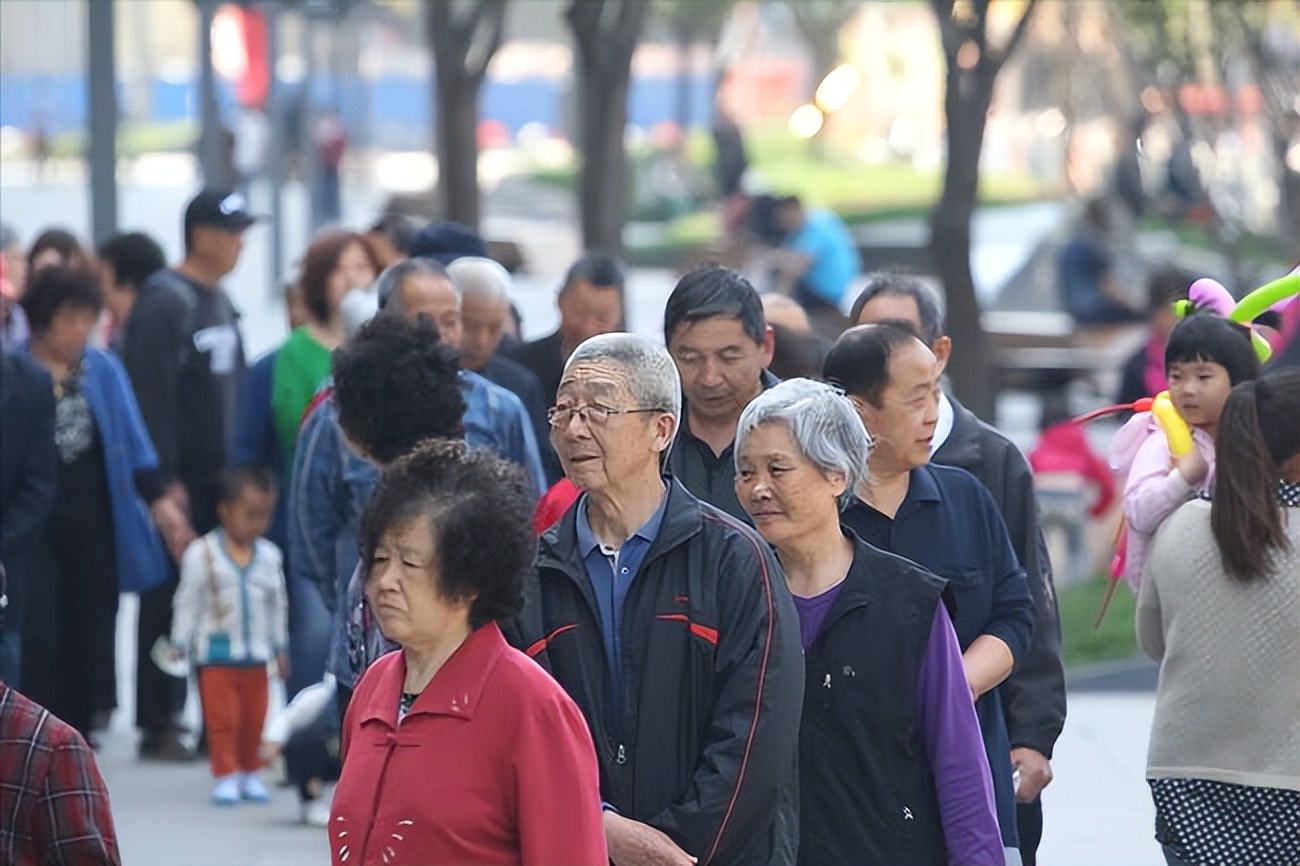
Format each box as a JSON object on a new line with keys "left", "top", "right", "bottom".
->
{"left": 664, "top": 265, "right": 775, "bottom": 521}
{"left": 120, "top": 188, "right": 253, "bottom": 761}
{"left": 851, "top": 274, "right": 1065, "bottom": 865}
{"left": 504, "top": 251, "right": 625, "bottom": 406}
{"left": 826, "top": 321, "right": 1034, "bottom": 865}
{"left": 96, "top": 230, "right": 167, "bottom": 350}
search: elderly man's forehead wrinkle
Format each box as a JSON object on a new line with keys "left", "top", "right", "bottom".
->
{"left": 559, "top": 361, "right": 631, "bottom": 395}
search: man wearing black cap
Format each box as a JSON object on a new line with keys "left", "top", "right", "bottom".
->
{"left": 119, "top": 188, "right": 252, "bottom": 761}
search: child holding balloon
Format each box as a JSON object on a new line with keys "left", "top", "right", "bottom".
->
{"left": 1119, "top": 313, "right": 1260, "bottom": 587}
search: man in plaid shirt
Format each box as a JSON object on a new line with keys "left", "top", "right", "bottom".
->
{"left": 0, "top": 680, "right": 121, "bottom": 865}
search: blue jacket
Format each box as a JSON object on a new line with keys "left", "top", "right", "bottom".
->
{"left": 82, "top": 347, "right": 169, "bottom": 594}
{"left": 231, "top": 350, "right": 289, "bottom": 554}
{"left": 289, "top": 371, "right": 545, "bottom": 682}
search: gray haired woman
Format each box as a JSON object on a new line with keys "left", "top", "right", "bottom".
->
{"left": 733, "top": 378, "right": 1004, "bottom": 865}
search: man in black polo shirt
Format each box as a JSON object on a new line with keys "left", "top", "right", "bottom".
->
{"left": 664, "top": 266, "right": 776, "bottom": 521}
{"left": 120, "top": 188, "right": 251, "bottom": 760}
{"left": 850, "top": 274, "right": 1066, "bottom": 865}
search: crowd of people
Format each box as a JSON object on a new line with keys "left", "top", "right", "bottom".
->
{"left": 0, "top": 184, "right": 1295, "bottom": 866}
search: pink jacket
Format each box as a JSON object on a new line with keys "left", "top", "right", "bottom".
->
{"left": 1120, "top": 419, "right": 1216, "bottom": 588}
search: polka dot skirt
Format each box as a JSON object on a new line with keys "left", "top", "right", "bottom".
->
{"left": 1150, "top": 778, "right": 1299, "bottom": 865}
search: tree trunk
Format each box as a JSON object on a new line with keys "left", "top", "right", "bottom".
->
{"left": 567, "top": 0, "right": 650, "bottom": 255}
{"left": 434, "top": 67, "right": 483, "bottom": 228}
{"left": 930, "top": 59, "right": 998, "bottom": 420}
{"left": 575, "top": 56, "right": 634, "bottom": 252}
{"left": 674, "top": 29, "right": 693, "bottom": 135}
{"left": 425, "top": 0, "right": 507, "bottom": 231}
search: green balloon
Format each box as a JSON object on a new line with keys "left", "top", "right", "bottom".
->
{"left": 1229, "top": 271, "right": 1300, "bottom": 324}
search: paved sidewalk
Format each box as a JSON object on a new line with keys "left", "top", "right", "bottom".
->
{"left": 100, "top": 600, "right": 1165, "bottom": 865}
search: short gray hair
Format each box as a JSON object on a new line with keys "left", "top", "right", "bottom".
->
{"left": 564, "top": 333, "right": 681, "bottom": 423}
{"left": 376, "top": 257, "right": 453, "bottom": 311}
{"left": 735, "top": 378, "right": 871, "bottom": 509}
{"left": 447, "top": 256, "right": 512, "bottom": 304}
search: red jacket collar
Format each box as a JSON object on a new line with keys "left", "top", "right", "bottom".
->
{"left": 358, "top": 623, "right": 508, "bottom": 727}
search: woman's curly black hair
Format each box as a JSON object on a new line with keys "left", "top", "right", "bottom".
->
{"left": 21, "top": 265, "right": 104, "bottom": 334}
{"left": 331, "top": 313, "right": 466, "bottom": 465}
{"left": 357, "top": 439, "right": 534, "bottom": 627}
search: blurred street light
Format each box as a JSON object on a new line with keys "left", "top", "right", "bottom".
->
{"left": 789, "top": 103, "right": 824, "bottom": 139}
{"left": 814, "top": 63, "right": 860, "bottom": 115}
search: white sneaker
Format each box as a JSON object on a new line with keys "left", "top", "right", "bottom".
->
{"left": 240, "top": 773, "right": 270, "bottom": 803}
{"left": 212, "top": 775, "right": 240, "bottom": 807}
{"left": 301, "top": 795, "right": 331, "bottom": 827}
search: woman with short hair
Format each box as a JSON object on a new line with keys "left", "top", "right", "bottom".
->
{"left": 330, "top": 439, "right": 606, "bottom": 866}
{"left": 1140, "top": 369, "right": 1299, "bottom": 866}
{"left": 733, "top": 378, "right": 1003, "bottom": 865}
{"left": 18, "top": 266, "right": 172, "bottom": 739}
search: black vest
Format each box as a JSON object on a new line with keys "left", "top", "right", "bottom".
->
{"left": 798, "top": 532, "right": 949, "bottom": 866}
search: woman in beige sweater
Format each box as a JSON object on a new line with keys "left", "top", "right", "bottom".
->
{"left": 1140, "top": 368, "right": 1299, "bottom": 866}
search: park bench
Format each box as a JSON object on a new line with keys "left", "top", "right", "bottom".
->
{"left": 983, "top": 310, "right": 1148, "bottom": 395}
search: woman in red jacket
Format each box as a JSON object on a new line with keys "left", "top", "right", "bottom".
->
{"left": 330, "top": 440, "right": 606, "bottom": 866}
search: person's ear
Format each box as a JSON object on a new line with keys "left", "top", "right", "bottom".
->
{"left": 759, "top": 324, "right": 775, "bottom": 368}
{"left": 932, "top": 335, "right": 953, "bottom": 375}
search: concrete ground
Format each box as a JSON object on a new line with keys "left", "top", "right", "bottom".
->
{"left": 98, "top": 596, "right": 1165, "bottom": 865}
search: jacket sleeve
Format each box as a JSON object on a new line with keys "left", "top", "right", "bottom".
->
{"left": 992, "top": 445, "right": 1067, "bottom": 759}
{"left": 494, "top": 388, "right": 546, "bottom": 499}
{"left": 647, "top": 528, "right": 804, "bottom": 865}
{"left": 976, "top": 485, "right": 1035, "bottom": 665}
{"left": 1136, "top": 525, "right": 1168, "bottom": 661}
{"left": 268, "top": 545, "right": 289, "bottom": 652}
{"left": 0, "top": 362, "right": 56, "bottom": 561}
{"left": 120, "top": 289, "right": 188, "bottom": 483}
{"left": 514, "top": 687, "right": 609, "bottom": 866}
{"left": 1124, "top": 431, "right": 1192, "bottom": 534}
{"left": 36, "top": 736, "right": 122, "bottom": 866}
{"left": 288, "top": 406, "right": 346, "bottom": 612}
{"left": 232, "top": 352, "right": 278, "bottom": 471}
{"left": 104, "top": 352, "right": 164, "bottom": 483}
{"left": 171, "top": 539, "right": 207, "bottom": 654}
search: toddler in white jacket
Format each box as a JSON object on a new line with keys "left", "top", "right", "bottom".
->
{"left": 171, "top": 468, "right": 288, "bottom": 806}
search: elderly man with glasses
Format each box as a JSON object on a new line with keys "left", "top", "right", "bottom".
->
{"left": 511, "top": 333, "right": 804, "bottom": 866}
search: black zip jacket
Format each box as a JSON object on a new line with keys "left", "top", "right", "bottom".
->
{"left": 511, "top": 478, "right": 804, "bottom": 866}
{"left": 798, "top": 531, "right": 949, "bottom": 866}
{"left": 933, "top": 397, "right": 1066, "bottom": 759}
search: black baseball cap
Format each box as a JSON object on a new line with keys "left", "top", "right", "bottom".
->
{"left": 184, "top": 189, "right": 258, "bottom": 233}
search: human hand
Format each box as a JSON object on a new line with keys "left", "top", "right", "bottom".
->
{"left": 1174, "top": 450, "right": 1208, "bottom": 487}
{"left": 259, "top": 739, "right": 284, "bottom": 765}
{"left": 1010, "top": 748, "right": 1053, "bottom": 803}
{"left": 151, "top": 495, "right": 195, "bottom": 562}
{"left": 604, "top": 813, "right": 697, "bottom": 866}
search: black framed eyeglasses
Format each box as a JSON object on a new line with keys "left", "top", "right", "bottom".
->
{"left": 547, "top": 404, "right": 662, "bottom": 428}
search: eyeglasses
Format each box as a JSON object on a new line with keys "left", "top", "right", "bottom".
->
{"left": 547, "top": 404, "right": 661, "bottom": 428}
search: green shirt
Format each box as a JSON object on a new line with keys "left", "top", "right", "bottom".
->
{"left": 271, "top": 327, "right": 332, "bottom": 461}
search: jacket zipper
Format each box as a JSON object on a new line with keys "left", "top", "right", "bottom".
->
{"left": 616, "top": 744, "right": 626, "bottom": 765}
{"left": 353, "top": 734, "right": 398, "bottom": 861}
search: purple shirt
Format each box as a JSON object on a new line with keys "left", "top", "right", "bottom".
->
{"left": 793, "top": 592, "right": 1003, "bottom": 865}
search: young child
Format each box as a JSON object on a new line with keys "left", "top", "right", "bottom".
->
{"left": 1120, "top": 313, "right": 1260, "bottom": 586}
{"left": 171, "top": 467, "right": 288, "bottom": 806}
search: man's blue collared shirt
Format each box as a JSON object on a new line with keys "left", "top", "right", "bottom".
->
{"left": 575, "top": 489, "right": 669, "bottom": 717}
